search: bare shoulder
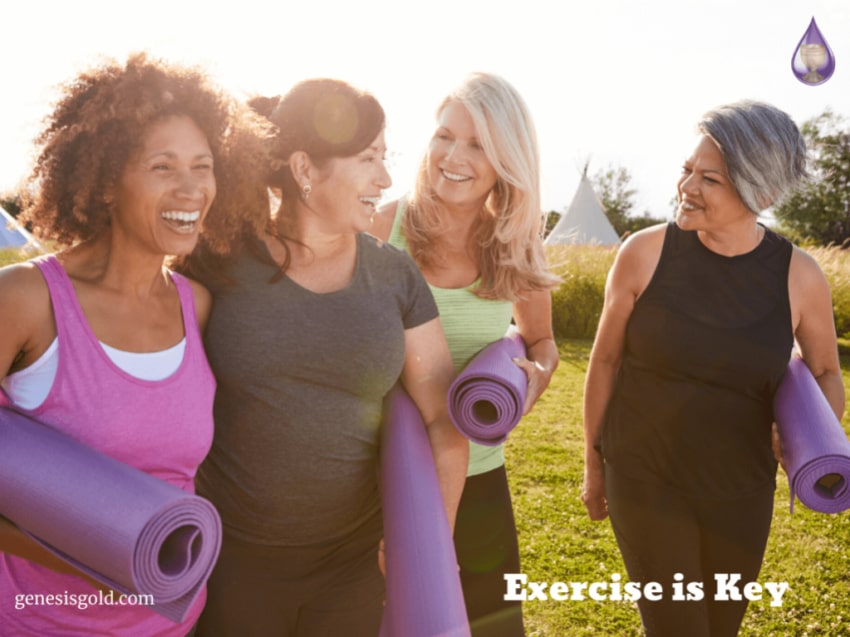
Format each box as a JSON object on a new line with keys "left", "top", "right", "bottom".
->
{"left": 0, "top": 260, "right": 51, "bottom": 317}
{"left": 611, "top": 223, "right": 668, "bottom": 297}
{"left": 370, "top": 199, "right": 400, "bottom": 243}
{"left": 788, "top": 245, "right": 832, "bottom": 323}
{"left": 789, "top": 245, "right": 828, "bottom": 287}
{"left": 619, "top": 222, "right": 667, "bottom": 254}
{"left": 0, "top": 260, "right": 54, "bottom": 373}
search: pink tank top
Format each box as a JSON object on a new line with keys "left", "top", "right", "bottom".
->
{"left": 0, "top": 255, "right": 216, "bottom": 636}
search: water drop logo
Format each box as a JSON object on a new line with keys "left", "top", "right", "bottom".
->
{"left": 792, "top": 18, "right": 835, "bottom": 85}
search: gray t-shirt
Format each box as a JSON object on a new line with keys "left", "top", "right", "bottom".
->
{"left": 198, "top": 232, "right": 439, "bottom": 546}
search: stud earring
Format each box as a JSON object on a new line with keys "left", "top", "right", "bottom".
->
{"left": 301, "top": 184, "right": 312, "bottom": 201}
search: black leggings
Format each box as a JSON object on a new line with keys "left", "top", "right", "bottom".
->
{"left": 454, "top": 465, "right": 525, "bottom": 637}
{"left": 605, "top": 465, "right": 774, "bottom": 637}
{"left": 195, "top": 512, "right": 384, "bottom": 637}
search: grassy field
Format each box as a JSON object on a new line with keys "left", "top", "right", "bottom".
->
{"left": 509, "top": 340, "right": 850, "bottom": 636}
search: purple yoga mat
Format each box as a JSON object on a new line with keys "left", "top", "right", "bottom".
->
{"left": 379, "top": 385, "right": 470, "bottom": 637}
{"left": 774, "top": 356, "right": 850, "bottom": 514}
{"left": 0, "top": 408, "right": 222, "bottom": 622}
{"left": 448, "top": 329, "right": 528, "bottom": 446}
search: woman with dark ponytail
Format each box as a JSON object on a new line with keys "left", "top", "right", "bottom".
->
{"left": 191, "top": 79, "right": 467, "bottom": 637}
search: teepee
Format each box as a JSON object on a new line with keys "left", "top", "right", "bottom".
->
{"left": 1, "top": 206, "right": 43, "bottom": 252}
{"left": 545, "top": 171, "right": 620, "bottom": 246}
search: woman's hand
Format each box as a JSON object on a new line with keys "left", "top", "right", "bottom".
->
{"left": 581, "top": 460, "right": 608, "bottom": 521}
{"left": 512, "top": 356, "right": 552, "bottom": 415}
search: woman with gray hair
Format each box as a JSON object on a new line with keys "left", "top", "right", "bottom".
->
{"left": 581, "top": 100, "right": 844, "bottom": 636}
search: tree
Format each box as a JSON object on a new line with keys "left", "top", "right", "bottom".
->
{"left": 0, "top": 191, "right": 22, "bottom": 218}
{"left": 592, "top": 163, "right": 666, "bottom": 237}
{"left": 592, "top": 164, "right": 635, "bottom": 236}
{"left": 543, "top": 210, "right": 560, "bottom": 238}
{"left": 774, "top": 109, "right": 850, "bottom": 246}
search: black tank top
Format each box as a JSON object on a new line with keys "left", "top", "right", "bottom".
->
{"left": 601, "top": 222, "right": 794, "bottom": 499}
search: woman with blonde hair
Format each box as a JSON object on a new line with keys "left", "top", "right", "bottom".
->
{"left": 373, "top": 72, "right": 559, "bottom": 637}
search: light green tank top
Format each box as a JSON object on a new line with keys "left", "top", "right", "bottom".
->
{"left": 388, "top": 199, "right": 514, "bottom": 476}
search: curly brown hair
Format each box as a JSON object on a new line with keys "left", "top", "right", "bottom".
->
{"left": 20, "top": 52, "right": 271, "bottom": 258}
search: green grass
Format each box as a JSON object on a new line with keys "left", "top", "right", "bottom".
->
{"left": 508, "top": 341, "right": 850, "bottom": 636}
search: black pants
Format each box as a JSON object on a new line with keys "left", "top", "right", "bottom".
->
{"left": 605, "top": 465, "right": 774, "bottom": 637}
{"left": 195, "top": 512, "right": 384, "bottom": 637}
{"left": 455, "top": 465, "right": 525, "bottom": 637}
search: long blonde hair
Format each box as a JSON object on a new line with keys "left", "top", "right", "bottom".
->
{"left": 403, "top": 72, "right": 559, "bottom": 301}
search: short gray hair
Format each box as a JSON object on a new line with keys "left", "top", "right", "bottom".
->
{"left": 698, "top": 100, "right": 807, "bottom": 213}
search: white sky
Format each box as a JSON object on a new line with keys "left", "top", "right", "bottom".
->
{"left": 3, "top": 0, "right": 850, "bottom": 218}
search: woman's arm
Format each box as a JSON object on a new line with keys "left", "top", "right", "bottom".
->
{"left": 513, "top": 289, "right": 559, "bottom": 414}
{"left": 401, "top": 318, "right": 468, "bottom": 531}
{"left": 581, "top": 226, "right": 665, "bottom": 521}
{"left": 789, "top": 248, "right": 845, "bottom": 420}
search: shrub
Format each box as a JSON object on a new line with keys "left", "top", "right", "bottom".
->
{"left": 546, "top": 244, "right": 615, "bottom": 339}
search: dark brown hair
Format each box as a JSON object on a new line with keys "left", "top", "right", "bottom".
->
{"left": 248, "top": 78, "right": 385, "bottom": 276}
{"left": 252, "top": 79, "right": 385, "bottom": 202}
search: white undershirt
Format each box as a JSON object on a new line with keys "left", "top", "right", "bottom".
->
{"left": 2, "top": 337, "right": 186, "bottom": 409}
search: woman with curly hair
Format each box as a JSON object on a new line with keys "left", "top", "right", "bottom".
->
{"left": 0, "top": 52, "right": 268, "bottom": 636}
{"left": 372, "top": 72, "right": 560, "bottom": 637}
{"left": 190, "top": 78, "right": 468, "bottom": 637}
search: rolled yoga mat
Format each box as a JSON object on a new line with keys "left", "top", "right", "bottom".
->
{"left": 0, "top": 408, "right": 222, "bottom": 623}
{"left": 448, "top": 329, "right": 528, "bottom": 446}
{"left": 774, "top": 356, "right": 850, "bottom": 514}
{"left": 379, "top": 385, "right": 470, "bottom": 637}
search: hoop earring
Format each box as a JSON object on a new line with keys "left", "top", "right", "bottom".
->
{"left": 301, "top": 184, "right": 312, "bottom": 201}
